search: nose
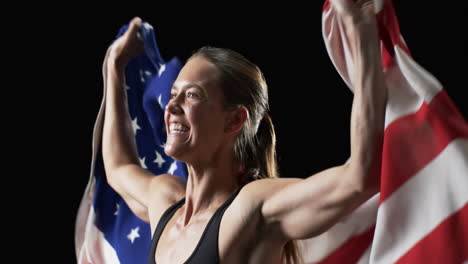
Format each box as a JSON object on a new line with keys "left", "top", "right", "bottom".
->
{"left": 166, "top": 97, "right": 183, "bottom": 115}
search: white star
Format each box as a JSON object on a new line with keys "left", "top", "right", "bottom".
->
{"left": 142, "top": 22, "right": 153, "bottom": 31}
{"left": 144, "top": 70, "right": 152, "bottom": 76}
{"left": 131, "top": 117, "right": 141, "bottom": 135}
{"left": 158, "top": 63, "right": 166, "bottom": 77}
{"left": 158, "top": 94, "right": 162, "bottom": 108}
{"left": 154, "top": 151, "right": 166, "bottom": 168}
{"left": 127, "top": 226, "right": 140, "bottom": 244}
{"left": 125, "top": 84, "right": 131, "bottom": 90}
{"left": 168, "top": 161, "right": 178, "bottom": 174}
{"left": 139, "top": 70, "right": 145, "bottom": 83}
{"left": 114, "top": 203, "right": 120, "bottom": 216}
{"left": 139, "top": 156, "right": 147, "bottom": 169}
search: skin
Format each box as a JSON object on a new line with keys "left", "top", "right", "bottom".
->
{"left": 101, "top": 0, "right": 388, "bottom": 263}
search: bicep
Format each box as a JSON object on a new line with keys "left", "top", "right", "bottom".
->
{"left": 106, "top": 164, "right": 155, "bottom": 222}
{"left": 262, "top": 165, "right": 369, "bottom": 240}
{"left": 107, "top": 165, "right": 186, "bottom": 223}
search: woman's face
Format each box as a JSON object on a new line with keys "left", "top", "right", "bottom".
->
{"left": 164, "top": 56, "right": 228, "bottom": 164}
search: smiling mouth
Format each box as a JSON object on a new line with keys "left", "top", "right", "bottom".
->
{"left": 169, "top": 123, "right": 190, "bottom": 134}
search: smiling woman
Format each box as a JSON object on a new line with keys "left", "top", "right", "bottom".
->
{"left": 100, "top": 0, "right": 388, "bottom": 263}
{"left": 164, "top": 55, "right": 231, "bottom": 166}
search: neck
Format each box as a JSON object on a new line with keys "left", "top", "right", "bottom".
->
{"left": 182, "top": 159, "right": 240, "bottom": 226}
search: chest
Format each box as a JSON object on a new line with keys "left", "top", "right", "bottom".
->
{"left": 155, "top": 216, "right": 211, "bottom": 263}
{"left": 154, "top": 201, "right": 267, "bottom": 264}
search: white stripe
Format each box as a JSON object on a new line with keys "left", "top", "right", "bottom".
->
{"left": 299, "top": 194, "right": 379, "bottom": 263}
{"left": 370, "top": 139, "right": 468, "bottom": 264}
{"left": 75, "top": 176, "right": 95, "bottom": 258}
{"left": 383, "top": 45, "right": 443, "bottom": 127}
{"left": 394, "top": 46, "right": 443, "bottom": 103}
{"left": 373, "top": 0, "right": 385, "bottom": 13}
{"left": 383, "top": 62, "right": 424, "bottom": 127}
{"left": 77, "top": 206, "right": 121, "bottom": 264}
{"left": 322, "top": 7, "right": 353, "bottom": 89}
{"left": 357, "top": 245, "right": 372, "bottom": 264}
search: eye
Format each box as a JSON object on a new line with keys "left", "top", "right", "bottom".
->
{"left": 187, "top": 91, "right": 200, "bottom": 99}
{"left": 170, "top": 92, "right": 177, "bottom": 99}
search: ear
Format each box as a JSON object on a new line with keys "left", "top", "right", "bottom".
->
{"left": 224, "top": 106, "right": 248, "bottom": 135}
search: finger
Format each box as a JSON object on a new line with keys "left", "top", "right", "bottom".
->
{"left": 125, "top": 17, "right": 142, "bottom": 39}
{"left": 329, "top": 0, "right": 353, "bottom": 13}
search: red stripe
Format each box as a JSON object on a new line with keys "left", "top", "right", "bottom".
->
{"left": 310, "top": 226, "right": 375, "bottom": 264}
{"left": 395, "top": 203, "right": 468, "bottom": 264}
{"left": 379, "top": 0, "right": 408, "bottom": 52}
{"left": 322, "top": 0, "right": 330, "bottom": 12}
{"left": 377, "top": 0, "right": 412, "bottom": 69}
{"left": 380, "top": 90, "right": 468, "bottom": 203}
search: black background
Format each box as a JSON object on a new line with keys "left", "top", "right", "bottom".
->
{"left": 21, "top": 2, "right": 466, "bottom": 263}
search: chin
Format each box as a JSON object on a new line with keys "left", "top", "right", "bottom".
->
{"left": 164, "top": 144, "right": 186, "bottom": 162}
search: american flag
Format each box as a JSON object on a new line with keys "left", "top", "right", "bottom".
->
{"left": 297, "top": 1, "right": 468, "bottom": 263}
{"left": 75, "top": 22, "right": 187, "bottom": 264}
{"left": 76, "top": 1, "right": 468, "bottom": 262}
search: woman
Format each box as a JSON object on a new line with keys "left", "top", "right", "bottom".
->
{"left": 102, "top": 0, "right": 387, "bottom": 263}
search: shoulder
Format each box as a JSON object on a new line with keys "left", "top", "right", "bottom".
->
{"left": 219, "top": 178, "right": 303, "bottom": 253}
{"left": 239, "top": 177, "right": 303, "bottom": 205}
{"left": 226, "top": 177, "right": 302, "bottom": 223}
{"left": 147, "top": 174, "right": 186, "bottom": 231}
{"left": 149, "top": 174, "right": 186, "bottom": 200}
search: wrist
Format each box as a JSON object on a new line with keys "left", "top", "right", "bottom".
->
{"left": 106, "top": 56, "right": 127, "bottom": 76}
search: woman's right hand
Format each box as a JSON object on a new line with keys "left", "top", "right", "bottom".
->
{"left": 105, "top": 17, "right": 144, "bottom": 71}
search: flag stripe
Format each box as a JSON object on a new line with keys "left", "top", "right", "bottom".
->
{"left": 394, "top": 47, "right": 443, "bottom": 103}
{"left": 371, "top": 139, "right": 468, "bottom": 263}
{"left": 302, "top": 88, "right": 468, "bottom": 263}
{"left": 395, "top": 203, "right": 468, "bottom": 264}
{"left": 77, "top": 206, "right": 121, "bottom": 264}
{"left": 312, "top": 225, "right": 375, "bottom": 264}
{"left": 381, "top": 89, "right": 468, "bottom": 202}
{"left": 356, "top": 245, "right": 372, "bottom": 264}
{"left": 377, "top": 1, "right": 411, "bottom": 69}
{"left": 383, "top": 64, "right": 424, "bottom": 128}
{"left": 315, "top": 1, "right": 468, "bottom": 264}
{"left": 321, "top": 5, "right": 354, "bottom": 89}
{"left": 383, "top": 45, "right": 446, "bottom": 127}
{"left": 299, "top": 194, "right": 379, "bottom": 262}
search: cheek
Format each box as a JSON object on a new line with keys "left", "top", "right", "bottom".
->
{"left": 188, "top": 102, "right": 210, "bottom": 119}
{"left": 191, "top": 106, "right": 224, "bottom": 132}
{"left": 164, "top": 111, "right": 170, "bottom": 130}
{"left": 164, "top": 110, "right": 169, "bottom": 123}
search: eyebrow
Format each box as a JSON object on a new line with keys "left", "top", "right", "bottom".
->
{"left": 171, "top": 83, "right": 207, "bottom": 94}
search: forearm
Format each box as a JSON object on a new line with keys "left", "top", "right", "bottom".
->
{"left": 347, "top": 16, "right": 387, "bottom": 191}
{"left": 102, "top": 60, "right": 140, "bottom": 171}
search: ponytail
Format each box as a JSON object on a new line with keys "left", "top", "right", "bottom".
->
{"left": 243, "top": 113, "right": 277, "bottom": 182}
{"left": 256, "top": 113, "right": 277, "bottom": 179}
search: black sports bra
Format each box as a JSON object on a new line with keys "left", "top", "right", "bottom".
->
{"left": 148, "top": 190, "right": 240, "bottom": 264}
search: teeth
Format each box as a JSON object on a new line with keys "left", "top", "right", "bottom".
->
{"left": 169, "top": 123, "right": 189, "bottom": 133}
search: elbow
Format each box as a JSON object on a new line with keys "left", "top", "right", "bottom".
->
{"left": 102, "top": 147, "right": 118, "bottom": 175}
{"left": 351, "top": 137, "right": 384, "bottom": 188}
{"left": 101, "top": 149, "right": 126, "bottom": 189}
{"left": 102, "top": 153, "right": 118, "bottom": 187}
{"left": 102, "top": 160, "right": 128, "bottom": 195}
{"left": 101, "top": 142, "right": 139, "bottom": 173}
{"left": 347, "top": 158, "right": 381, "bottom": 195}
